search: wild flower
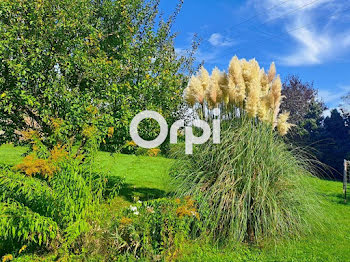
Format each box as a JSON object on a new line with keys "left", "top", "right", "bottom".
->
{"left": 14, "top": 143, "right": 68, "bottom": 178}
{"left": 14, "top": 155, "right": 56, "bottom": 177}
{"left": 49, "top": 144, "right": 68, "bottom": 162}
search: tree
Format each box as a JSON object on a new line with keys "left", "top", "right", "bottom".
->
{"left": 315, "top": 109, "right": 350, "bottom": 177}
{"left": 0, "top": 0, "right": 195, "bottom": 151}
{"left": 280, "top": 75, "right": 326, "bottom": 141}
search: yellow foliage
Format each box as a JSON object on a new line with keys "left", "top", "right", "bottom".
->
{"left": 14, "top": 155, "right": 57, "bottom": 177}
{"left": 119, "top": 217, "right": 133, "bottom": 226}
{"left": 20, "top": 130, "right": 40, "bottom": 141}
{"left": 14, "top": 145, "right": 68, "bottom": 178}
{"left": 107, "top": 127, "right": 114, "bottom": 138}
{"left": 86, "top": 105, "right": 98, "bottom": 115}
{"left": 50, "top": 117, "right": 63, "bottom": 131}
{"left": 82, "top": 125, "right": 98, "bottom": 138}
{"left": 49, "top": 144, "right": 68, "bottom": 162}
{"left": 19, "top": 245, "right": 27, "bottom": 254}
{"left": 126, "top": 140, "right": 137, "bottom": 147}
{"left": 2, "top": 254, "right": 13, "bottom": 262}
{"left": 147, "top": 148, "right": 161, "bottom": 157}
{"left": 176, "top": 196, "right": 199, "bottom": 220}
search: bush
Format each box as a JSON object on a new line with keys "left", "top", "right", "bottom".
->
{"left": 0, "top": 159, "right": 112, "bottom": 256}
{"left": 171, "top": 117, "right": 319, "bottom": 243}
{"left": 0, "top": 201, "right": 59, "bottom": 253}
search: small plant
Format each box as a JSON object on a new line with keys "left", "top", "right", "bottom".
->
{"left": 109, "top": 198, "right": 200, "bottom": 260}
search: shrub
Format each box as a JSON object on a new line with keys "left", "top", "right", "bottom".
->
{"left": 171, "top": 117, "right": 319, "bottom": 243}
{"left": 0, "top": 201, "right": 60, "bottom": 254}
{"left": 0, "top": 156, "right": 113, "bottom": 255}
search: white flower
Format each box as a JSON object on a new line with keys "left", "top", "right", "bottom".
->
{"left": 137, "top": 200, "right": 142, "bottom": 204}
{"left": 134, "top": 211, "right": 139, "bottom": 215}
{"left": 130, "top": 206, "right": 137, "bottom": 212}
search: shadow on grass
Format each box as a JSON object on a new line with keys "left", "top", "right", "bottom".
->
{"left": 118, "top": 183, "right": 167, "bottom": 202}
{"left": 326, "top": 192, "right": 350, "bottom": 206}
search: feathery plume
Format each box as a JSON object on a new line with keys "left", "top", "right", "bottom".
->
{"left": 219, "top": 72, "right": 230, "bottom": 104}
{"left": 246, "top": 78, "right": 261, "bottom": 118}
{"left": 277, "top": 112, "right": 293, "bottom": 136}
{"left": 241, "top": 59, "right": 252, "bottom": 83}
{"left": 206, "top": 67, "right": 224, "bottom": 108}
{"left": 258, "top": 95, "right": 271, "bottom": 122}
{"left": 260, "top": 69, "right": 269, "bottom": 95}
{"left": 228, "top": 56, "right": 246, "bottom": 103}
{"left": 268, "top": 62, "right": 276, "bottom": 83}
{"left": 268, "top": 75, "right": 282, "bottom": 125}
{"left": 185, "top": 75, "right": 204, "bottom": 106}
{"left": 198, "top": 66, "right": 210, "bottom": 91}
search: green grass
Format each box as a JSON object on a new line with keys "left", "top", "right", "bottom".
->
{"left": 0, "top": 144, "right": 173, "bottom": 204}
{"left": 1, "top": 144, "right": 350, "bottom": 261}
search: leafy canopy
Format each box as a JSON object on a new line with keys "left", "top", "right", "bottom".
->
{"left": 0, "top": 0, "right": 195, "bottom": 150}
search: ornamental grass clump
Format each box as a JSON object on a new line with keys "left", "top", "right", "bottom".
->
{"left": 171, "top": 117, "right": 319, "bottom": 243}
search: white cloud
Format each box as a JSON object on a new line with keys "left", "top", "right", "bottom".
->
{"left": 208, "top": 33, "right": 235, "bottom": 47}
{"left": 250, "top": 0, "right": 350, "bottom": 66}
{"left": 318, "top": 85, "right": 350, "bottom": 107}
{"left": 175, "top": 48, "right": 188, "bottom": 57}
{"left": 280, "top": 27, "right": 332, "bottom": 66}
{"left": 196, "top": 49, "right": 221, "bottom": 64}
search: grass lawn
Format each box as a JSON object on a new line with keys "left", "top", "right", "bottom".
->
{"left": 1, "top": 144, "right": 350, "bottom": 261}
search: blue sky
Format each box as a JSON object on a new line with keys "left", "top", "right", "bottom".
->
{"left": 160, "top": 0, "right": 350, "bottom": 110}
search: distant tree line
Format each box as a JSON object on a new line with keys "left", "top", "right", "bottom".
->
{"left": 281, "top": 75, "right": 350, "bottom": 179}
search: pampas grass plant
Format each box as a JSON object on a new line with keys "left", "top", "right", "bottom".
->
{"left": 171, "top": 117, "right": 320, "bottom": 243}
